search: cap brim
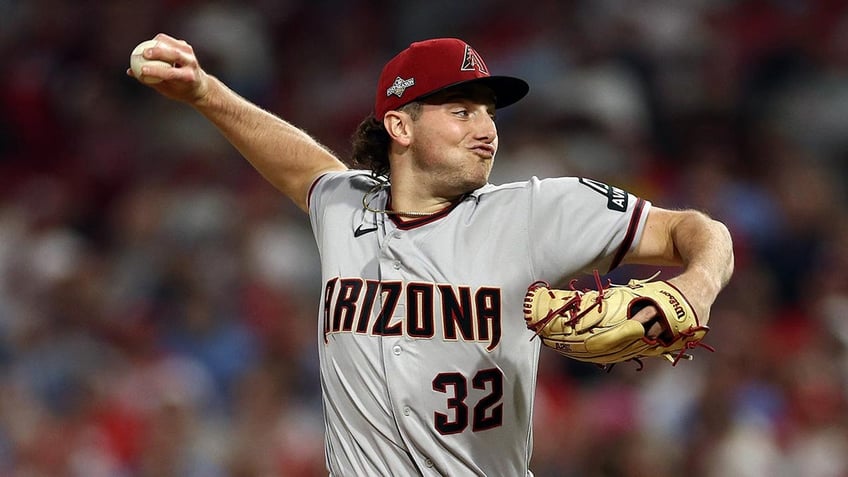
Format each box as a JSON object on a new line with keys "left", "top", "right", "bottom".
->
{"left": 480, "top": 76, "right": 530, "bottom": 110}
{"left": 414, "top": 76, "right": 530, "bottom": 110}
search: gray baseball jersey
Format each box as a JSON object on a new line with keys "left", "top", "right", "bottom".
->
{"left": 308, "top": 170, "right": 650, "bottom": 476}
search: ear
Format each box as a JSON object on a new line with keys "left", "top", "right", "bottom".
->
{"left": 383, "top": 111, "right": 413, "bottom": 147}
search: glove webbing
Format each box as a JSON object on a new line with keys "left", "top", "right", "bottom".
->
{"left": 525, "top": 270, "right": 608, "bottom": 339}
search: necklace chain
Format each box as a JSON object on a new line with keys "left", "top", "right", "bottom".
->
{"left": 361, "top": 183, "right": 438, "bottom": 218}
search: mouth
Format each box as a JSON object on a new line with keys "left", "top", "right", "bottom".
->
{"left": 471, "top": 144, "right": 496, "bottom": 158}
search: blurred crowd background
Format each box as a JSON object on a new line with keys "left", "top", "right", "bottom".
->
{"left": 2, "top": 0, "right": 848, "bottom": 476}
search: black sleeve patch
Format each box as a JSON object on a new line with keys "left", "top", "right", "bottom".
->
{"left": 578, "top": 177, "right": 628, "bottom": 212}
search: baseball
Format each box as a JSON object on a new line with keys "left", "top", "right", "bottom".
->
{"left": 130, "top": 39, "right": 171, "bottom": 84}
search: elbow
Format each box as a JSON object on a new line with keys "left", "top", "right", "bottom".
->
{"left": 687, "top": 210, "right": 735, "bottom": 285}
{"left": 714, "top": 217, "right": 735, "bottom": 284}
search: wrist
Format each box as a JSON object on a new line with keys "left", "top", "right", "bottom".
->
{"left": 191, "top": 72, "right": 217, "bottom": 109}
{"left": 669, "top": 265, "right": 723, "bottom": 313}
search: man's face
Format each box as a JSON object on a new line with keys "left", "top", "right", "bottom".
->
{"left": 407, "top": 84, "right": 499, "bottom": 197}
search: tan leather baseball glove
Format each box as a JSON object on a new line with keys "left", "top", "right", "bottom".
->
{"left": 523, "top": 272, "right": 713, "bottom": 370}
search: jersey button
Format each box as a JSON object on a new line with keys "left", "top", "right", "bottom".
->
{"left": 392, "top": 345, "right": 402, "bottom": 355}
{"left": 425, "top": 458, "right": 433, "bottom": 468}
{"left": 403, "top": 406, "right": 411, "bottom": 416}
{"left": 392, "top": 260, "right": 401, "bottom": 270}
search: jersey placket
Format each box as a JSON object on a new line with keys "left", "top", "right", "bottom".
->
{"left": 376, "top": 226, "right": 439, "bottom": 474}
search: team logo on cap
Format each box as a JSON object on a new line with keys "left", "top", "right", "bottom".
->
{"left": 460, "top": 45, "right": 489, "bottom": 75}
{"left": 386, "top": 76, "right": 415, "bottom": 98}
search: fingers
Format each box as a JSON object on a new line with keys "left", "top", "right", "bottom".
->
{"left": 129, "top": 33, "right": 208, "bottom": 103}
{"left": 129, "top": 38, "right": 176, "bottom": 83}
{"left": 630, "top": 304, "right": 657, "bottom": 324}
{"left": 149, "top": 33, "right": 194, "bottom": 67}
{"left": 128, "top": 33, "right": 194, "bottom": 79}
{"left": 630, "top": 304, "right": 663, "bottom": 338}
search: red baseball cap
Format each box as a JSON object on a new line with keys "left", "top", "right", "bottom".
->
{"left": 374, "top": 38, "right": 529, "bottom": 118}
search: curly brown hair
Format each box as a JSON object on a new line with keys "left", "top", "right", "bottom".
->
{"left": 348, "top": 102, "right": 422, "bottom": 179}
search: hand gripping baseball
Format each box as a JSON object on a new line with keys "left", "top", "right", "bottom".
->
{"left": 127, "top": 33, "right": 210, "bottom": 104}
{"left": 523, "top": 271, "right": 714, "bottom": 370}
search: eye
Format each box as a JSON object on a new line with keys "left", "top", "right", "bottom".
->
{"left": 452, "top": 108, "right": 470, "bottom": 118}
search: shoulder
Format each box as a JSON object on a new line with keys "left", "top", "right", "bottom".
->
{"left": 471, "top": 176, "right": 584, "bottom": 200}
{"left": 308, "top": 169, "right": 378, "bottom": 208}
{"left": 312, "top": 169, "right": 377, "bottom": 190}
{"left": 471, "top": 176, "right": 645, "bottom": 221}
{"left": 482, "top": 176, "right": 638, "bottom": 199}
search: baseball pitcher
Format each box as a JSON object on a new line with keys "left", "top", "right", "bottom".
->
{"left": 129, "top": 34, "right": 734, "bottom": 476}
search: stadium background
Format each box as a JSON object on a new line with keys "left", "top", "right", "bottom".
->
{"left": 2, "top": 1, "right": 848, "bottom": 475}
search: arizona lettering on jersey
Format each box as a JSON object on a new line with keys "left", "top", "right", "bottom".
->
{"left": 322, "top": 277, "right": 501, "bottom": 351}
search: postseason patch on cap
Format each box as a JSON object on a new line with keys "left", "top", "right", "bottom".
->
{"left": 386, "top": 76, "right": 415, "bottom": 98}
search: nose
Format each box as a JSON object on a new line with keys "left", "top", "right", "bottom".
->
{"left": 475, "top": 112, "right": 497, "bottom": 143}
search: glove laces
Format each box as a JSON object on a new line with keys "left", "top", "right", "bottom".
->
{"left": 526, "top": 270, "right": 610, "bottom": 337}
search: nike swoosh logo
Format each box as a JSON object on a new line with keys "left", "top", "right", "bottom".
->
{"left": 354, "top": 225, "right": 378, "bottom": 237}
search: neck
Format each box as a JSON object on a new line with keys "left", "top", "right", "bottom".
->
{"left": 390, "top": 195, "right": 456, "bottom": 217}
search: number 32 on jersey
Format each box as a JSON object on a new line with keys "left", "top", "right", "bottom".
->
{"left": 433, "top": 368, "right": 503, "bottom": 435}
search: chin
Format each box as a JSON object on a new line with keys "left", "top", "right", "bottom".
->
{"left": 462, "top": 176, "right": 489, "bottom": 192}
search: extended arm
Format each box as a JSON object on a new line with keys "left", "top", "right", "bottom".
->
{"left": 625, "top": 207, "right": 735, "bottom": 326}
{"left": 128, "top": 33, "right": 347, "bottom": 211}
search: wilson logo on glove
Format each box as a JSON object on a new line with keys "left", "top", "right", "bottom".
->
{"left": 658, "top": 289, "right": 687, "bottom": 321}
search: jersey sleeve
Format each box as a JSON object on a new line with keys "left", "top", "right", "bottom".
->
{"left": 526, "top": 176, "right": 651, "bottom": 278}
{"left": 307, "top": 170, "right": 377, "bottom": 243}
{"left": 307, "top": 170, "right": 344, "bottom": 217}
